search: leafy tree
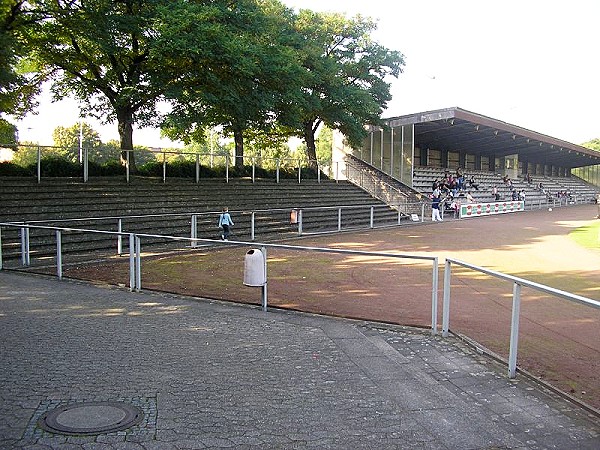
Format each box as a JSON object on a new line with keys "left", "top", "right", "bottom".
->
{"left": 582, "top": 138, "right": 600, "bottom": 152}
{"left": 26, "top": 0, "right": 175, "bottom": 170}
{"left": 0, "top": 117, "right": 17, "bottom": 148}
{"left": 292, "top": 10, "right": 404, "bottom": 167}
{"left": 52, "top": 123, "right": 102, "bottom": 162}
{"left": 315, "top": 125, "right": 333, "bottom": 168}
{"left": 159, "top": 0, "right": 304, "bottom": 168}
{"left": 0, "top": 0, "right": 41, "bottom": 118}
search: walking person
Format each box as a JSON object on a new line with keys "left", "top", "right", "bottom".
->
{"left": 218, "top": 207, "right": 234, "bottom": 240}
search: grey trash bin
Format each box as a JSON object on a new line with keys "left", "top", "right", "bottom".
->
{"left": 244, "top": 249, "right": 266, "bottom": 286}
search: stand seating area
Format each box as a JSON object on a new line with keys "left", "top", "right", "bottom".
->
{"left": 0, "top": 177, "right": 400, "bottom": 263}
{"left": 413, "top": 167, "right": 599, "bottom": 205}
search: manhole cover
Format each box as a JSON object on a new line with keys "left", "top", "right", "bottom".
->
{"left": 38, "top": 401, "right": 143, "bottom": 435}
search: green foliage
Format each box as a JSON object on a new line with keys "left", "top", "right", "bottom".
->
{"left": 0, "top": 160, "right": 33, "bottom": 176}
{"left": 316, "top": 126, "right": 333, "bottom": 167}
{"left": 36, "top": 155, "right": 81, "bottom": 177}
{"left": 292, "top": 10, "right": 404, "bottom": 161}
{"left": 0, "top": 117, "right": 17, "bottom": 147}
{"left": 0, "top": 0, "right": 42, "bottom": 116}
{"left": 581, "top": 138, "right": 600, "bottom": 152}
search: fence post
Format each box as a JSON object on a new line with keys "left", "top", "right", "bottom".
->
{"left": 297, "top": 159, "right": 301, "bottom": 184}
{"left": 56, "top": 230, "right": 62, "bottom": 280}
{"left": 298, "top": 209, "right": 303, "bottom": 236}
{"left": 196, "top": 153, "right": 200, "bottom": 183}
{"left": 276, "top": 159, "right": 280, "bottom": 183}
{"left": 442, "top": 260, "right": 452, "bottom": 337}
{"left": 117, "top": 219, "right": 123, "bottom": 255}
{"left": 431, "top": 257, "right": 439, "bottom": 335}
{"left": 370, "top": 206, "right": 374, "bottom": 228}
{"left": 226, "top": 155, "right": 229, "bottom": 183}
{"left": 37, "top": 146, "right": 41, "bottom": 184}
{"left": 21, "top": 226, "right": 30, "bottom": 267}
{"left": 129, "top": 233, "right": 135, "bottom": 291}
{"left": 261, "top": 246, "right": 268, "bottom": 311}
{"left": 126, "top": 150, "right": 130, "bottom": 183}
{"left": 251, "top": 212, "right": 255, "bottom": 241}
{"left": 336, "top": 161, "right": 339, "bottom": 182}
{"left": 317, "top": 165, "right": 321, "bottom": 183}
{"left": 191, "top": 214, "right": 197, "bottom": 248}
{"left": 421, "top": 203, "right": 425, "bottom": 222}
{"left": 338, "top": 208, "right": 342, "bottom": 232}
{"left": 135, "top": 236, "right": 142, "bottom": 292}
{"left": 162, "top": 152, "right": 166, "bottom": 183}
{"left": 508, "top": 282, "right": 522, "bottom": 378}
{"left": 83, "top": 148, "right": 89, "bottom": 183}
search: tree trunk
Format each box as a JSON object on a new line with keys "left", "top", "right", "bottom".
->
{"left": 233, "top": 127, "right": 244, "bottom": 168}
{"left": 117, "top": 109, "right": 136, "bottom": 172}
{"left": 303, "top": 120, "right": 319, "bottom": 170}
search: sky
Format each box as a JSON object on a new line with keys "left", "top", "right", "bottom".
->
{"left": 14, "top": 0, "right": 600, "bottom": 148}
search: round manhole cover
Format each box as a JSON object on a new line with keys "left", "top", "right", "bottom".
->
{"left": 38, "top": 402, "right": 143, "bottom": 435}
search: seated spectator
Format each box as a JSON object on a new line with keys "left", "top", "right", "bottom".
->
{"left": 511, "top": 189, "right": 519, "bottom": 201}
{"left": 466, "top": 191, "right": 475, "bottom": 203}
{"left": 492, "top": 185, "right": 500, "bottom": 201}
{"left": 467, "top": 175, "right": 479, "bottom": 190}
{"left": 518, "top": 190, "right": 526, "bottom": 202}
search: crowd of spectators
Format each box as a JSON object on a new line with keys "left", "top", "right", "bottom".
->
{"left": 430, "top": 168, "right": 481, "bottom": 220}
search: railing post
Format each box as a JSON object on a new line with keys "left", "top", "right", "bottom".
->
{"left": 196, "top": 153, "right": 200, "bottom": 183}
{"left": 431, "top": 257, "right": 439, "bottom": 335}
{"left": 191, "top": 214, "right": 197, "bottom": 248}
{"left": 162, "top": 152, "right": 167, "bottom": 183}
{"left": 20, "top": 227, "right": 30, "bottom": 267}
{"left": 83, "top": 147, "right": 89, "bottom": 183}
{"left": 276, "top": 159, "right": 280, "bottom": 183}
{"left": 251, "top": 212, "right": 255, "bottom": 241}
{"left": 261, "top": 246, "right": 268, "bottom": 311}
{"left": 117, "top": 219, "right": 123, "bottom": 255}
{"left": 421, "top": 203, "right": 425, "bottom": 222}
{"left": 129, "top": 233, "right": 135, "bottom": 291}
{"left": 225, "top": 154, "right": 229, "bottom": 183}
{"left": 298, "top": 209, "right": 303, "bottom": 236}
{"left": 37, "top": 146, "right": 41, "bottom": 184}
{"left": 338, "top": 208, "right": 342, "bottom": 232}
{"left": 0, "top": 228, "right": 3, "bottom": 270}
{"left": 297, "top": 159, "right": 301, "bottom": 184}
{"left": 370, "top": 206, "right": 374, "bottom": 228}
{"left": 56, "top": 230, "right": 62, "bottom": 280}
{"left": 317, "top": 165, "right": 321, "bottom": 183}
{"left": 508, "top": 282, "right": 522, "bottom": 378}
{"left": 135, "top": 236, "right": 142, "bottom": 292}
{"left": 336, "top": 161, "right": 339, "bottom": 182}
{"left": 252, "top": 157, "right": 256, "bottom": 183}
{"left": 126, "top": 150, "right": 130, "bottom": 183}
{"left": 442, "top": 260, "right": 452, "bottom": 337}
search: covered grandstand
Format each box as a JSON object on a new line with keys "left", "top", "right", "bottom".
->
{"left": 333, "top": 107, "right": 600, "bottom": 191}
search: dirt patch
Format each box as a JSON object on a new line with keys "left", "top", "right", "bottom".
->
{"left": 62, "top": 205, "right": 600, "bottom": 410}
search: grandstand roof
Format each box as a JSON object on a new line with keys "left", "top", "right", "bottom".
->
{"left": 385, "top": 107, "right": 600, "bottom": 169}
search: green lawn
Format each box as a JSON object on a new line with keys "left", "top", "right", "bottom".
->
{"left": 569, "top": 220, "right": 600, "bottom": 251}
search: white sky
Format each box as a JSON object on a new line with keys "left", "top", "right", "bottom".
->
{"left": 14, "top": 0, "right": 600, "bottom": 147}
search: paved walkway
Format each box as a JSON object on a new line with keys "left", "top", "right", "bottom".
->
{"left": 0, "top": 271, "right": 598, "bottom": 449}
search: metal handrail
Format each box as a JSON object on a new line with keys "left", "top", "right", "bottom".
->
{"left": 0, "top": 222, "right": 440, "bottom": 335}
{"left": 442, "top": 257, "right": 600, "bottom": 378}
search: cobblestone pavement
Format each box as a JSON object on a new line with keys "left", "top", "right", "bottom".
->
{"left": 0, "top": 271, "right": 599, "bottom": 449}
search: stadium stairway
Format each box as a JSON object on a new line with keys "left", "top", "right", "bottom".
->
{"left": 0, "top": 176, "right": 407, "bottom": 263}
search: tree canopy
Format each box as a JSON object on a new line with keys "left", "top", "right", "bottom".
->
{"left": 7, "top": 0, "right": 404, "bottom": 168}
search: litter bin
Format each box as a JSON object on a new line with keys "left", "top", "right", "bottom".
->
{"left": 290, "top": 208, "right": 299, "bottom": 224}
{"left": 244, "top": 249, "right": 266, "bottom": 286}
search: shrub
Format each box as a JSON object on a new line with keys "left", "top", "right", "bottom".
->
{"left": 34, "top": 156, "right": 81, "bottom": 177}
{"left": 0, "top": 161, "right": 34, "bottom": 176}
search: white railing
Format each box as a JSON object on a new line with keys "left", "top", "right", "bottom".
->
{"left": 442, "top": 258, "right": 600, "bottom": 378}
{"left": 0, "top": 222, "right": 440, "bottom": 335}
